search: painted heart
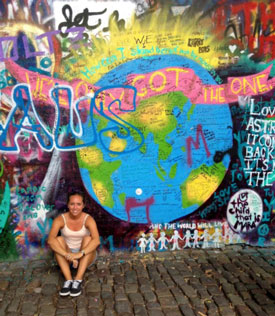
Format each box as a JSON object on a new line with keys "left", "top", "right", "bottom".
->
{"left": 229, "top": 45, "right": 237, "bottom": 53}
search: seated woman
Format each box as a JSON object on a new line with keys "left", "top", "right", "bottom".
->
{"left": 47, "top": 191, "right": 100, "bottom": 297}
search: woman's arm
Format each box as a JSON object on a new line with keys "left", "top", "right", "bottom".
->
{"left": 80, "top": 216, "right": 100, "bottom": 255}
{"left": 47, "top": 216, "right": 68, "bottom": 257}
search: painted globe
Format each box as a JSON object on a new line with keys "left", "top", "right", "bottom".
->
{"left": 77, "top": 55, "right": 232, "bottom": 223}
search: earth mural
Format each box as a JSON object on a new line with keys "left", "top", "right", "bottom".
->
{"left": 77, "top": 55, "right": 233, "bottom": 224}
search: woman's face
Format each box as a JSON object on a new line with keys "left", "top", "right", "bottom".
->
{"left": 68, "top": 194, "right": 85, "bottom": 217}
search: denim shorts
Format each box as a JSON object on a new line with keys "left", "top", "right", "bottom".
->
{"left": 70, "top": 248, "right": 80, "bottom": 253}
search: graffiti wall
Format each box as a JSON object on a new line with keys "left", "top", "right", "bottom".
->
{"left": 0, "top": 0, "right": 274, "bottom": 260}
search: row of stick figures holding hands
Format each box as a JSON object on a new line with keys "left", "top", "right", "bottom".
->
{"left": 137, "top": 228, "right": 223, "bottom": 253}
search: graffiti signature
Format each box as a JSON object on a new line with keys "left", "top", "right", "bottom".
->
{"left": 58, "top": 4, "right": 107, "bottom": 37}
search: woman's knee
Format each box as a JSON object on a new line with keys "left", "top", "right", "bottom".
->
{"left": 56, "top": 236, "right": 68, "bottom": 249}
{"left": 87, "top": 250, "right": 97, "bottom": 266}
{"left": 81, "top": 236, "right": 92, "bottom": 248}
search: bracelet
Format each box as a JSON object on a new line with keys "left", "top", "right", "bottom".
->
{"left": 81, "top": 250, "right": 86, "bottom": 256}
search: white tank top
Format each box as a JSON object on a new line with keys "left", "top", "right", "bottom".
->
{"left": 60, "top": 213, "right": 90, "bottom": 250}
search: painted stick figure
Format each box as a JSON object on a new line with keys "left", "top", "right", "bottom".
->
{"left": 211, "top": 227, "right": 222, "bottom": 248}
{"left": 223, "top": 222, "right": 234, "bottom": 244}
{"left": 183, "top": 230, "right": 192, "bottom": 248}
{"left": 148, "top": 232, "right": 158, "bottom": 251}
{"left": 157, "top": 231, "right": 169, "bottom": 250}
{"left": 200, "top": 228, "right": 210, "bottom": 248}
{"left": 169, "top": 230, "right": 183, "bottom": 250}
{"left": 228, "top": 229, "right": 234, "bottom": 244}
{"left": 137, "top": 233, "right": 148, "bottom": 253}
{"left": 192, "top": 229, "right": 200, "bottom": 248}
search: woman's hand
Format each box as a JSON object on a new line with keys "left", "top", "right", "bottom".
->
{"left": 64, "top": 252, "right": 84, "bottom": 262}
{"left": 73, "top": 252, "right": 84, "bottom": 260}
{"left": 65, "top": 253, "right": 73, "bottom": 261}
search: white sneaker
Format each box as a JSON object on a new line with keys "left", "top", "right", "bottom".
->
{"left": 70, "top": 280, "right": 82, "bottom": 297}
{"left": 59, "top": 280, "right": 72, "bottom": 296}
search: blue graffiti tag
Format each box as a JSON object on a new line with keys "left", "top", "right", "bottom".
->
{"left": 0, "top": 84, "right": 144, "bottom": 154}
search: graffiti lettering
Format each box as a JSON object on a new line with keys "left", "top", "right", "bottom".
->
{"left": 213, "top": 183, "right": 238, "bottom": 207}
{"left": 16, "top": 186, "right": 46, "bottom": 194}
{"left": 0, "top": 84, "right": 144, "bottom": 154}
{"left": 0, "top": 84, "right": 54, "bottom": 152}
{"left": 134, "top": 35, "right": 152, "bottom": 48}
{"left": 129, "top": 65, "right": 274, "bottom": 105}
{"left": 17, "top": 194, "right": 43, "bottom": 203}
{"left": 186, "top": 124, "right": 211, "bottom": 167}
{"left": 81, "top": 48, "right": 125, "bottom": 79}
{"left": 125, "top": 196, "right": 155, "bottom": 223}
{"left": 0, "top": 29, "right": 86, "bottom": 62}
{"left": 188, "top": 38, "right": 204, "bottom": 47}
{"left": 58, "top": 4, "right": 107, "bottom": 37}
{"left": 102, "top": 10, "right": 126, "bottom": 33}
{"left": 23, "top": 213, "right": 38, "bottom": 220}
{"left": 199, "top": 46, "right": 210, "bottom": 53}
{"left": 227, "top": 189, "right": 263, "bottom": 233}
{"left": 242, "top": 98, "right": 275, "bottom": 187}
{"left": 100, "top": 235, "right": 115, "bottom": 252}
{"left": 0, "top": 31, "right": 59, "bottom": 61}
{"left": 18, "top": 202, "right": 54, "bottom": 213}
{"left": 0, "top": 36, "right": 18, "bottom": 61}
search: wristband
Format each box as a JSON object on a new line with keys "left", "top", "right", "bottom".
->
{"left": 81, "top": 250, "right": 86, "bottom": 256}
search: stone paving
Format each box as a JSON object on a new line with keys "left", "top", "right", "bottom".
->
{"left": 0, "top": 245, "right": 274, "bottom": 316}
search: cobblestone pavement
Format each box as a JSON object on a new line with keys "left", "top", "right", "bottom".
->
{"left": 0, "top": 245, "right": 274, "bottom": 316}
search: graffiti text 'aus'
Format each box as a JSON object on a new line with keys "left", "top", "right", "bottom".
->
{"left": 0, "top": 84, "right": 144, "bottom": 154}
